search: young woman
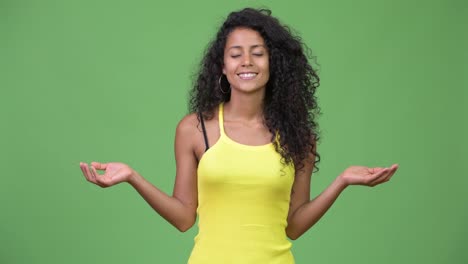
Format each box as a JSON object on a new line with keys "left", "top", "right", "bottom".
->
{"left": 79, "top": 8, "right": 398, "bottom": 264}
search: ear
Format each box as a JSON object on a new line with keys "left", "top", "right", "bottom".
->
{"left": 222, "top": 66, "right": 226, "bottom": 75}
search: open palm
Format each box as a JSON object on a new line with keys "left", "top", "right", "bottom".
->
{"left": 79, "top": 162, "right": 134, "bottom": 188}
{"left": 340, "top": 164, "right": 398, "bottom": 187}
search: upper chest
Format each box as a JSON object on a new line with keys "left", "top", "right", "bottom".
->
{"left": 194, "top": 115, "right": 273, "bottom": 161}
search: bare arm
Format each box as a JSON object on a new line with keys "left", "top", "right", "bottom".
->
{"left": 285, "top": 152, "right": 398, "bottom": 240}
{"left": 79, "top": 114, "right": 200, "bottom": 232}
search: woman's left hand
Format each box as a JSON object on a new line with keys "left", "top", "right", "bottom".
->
{"left": 339, "top": 164, "right": 399, "bottom": 187}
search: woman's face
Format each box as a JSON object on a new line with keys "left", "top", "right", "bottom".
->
{"left": 222, "top": 27, "right": 269, "bottom": 95}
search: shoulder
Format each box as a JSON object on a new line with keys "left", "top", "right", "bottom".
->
{"left": 176, "top": 113, "right": 202, "bottom": 141}
{"left": 175, "top": 113, "right": 210, "bottom": 161}
{"left": 177, "top": 113, "right": 199, "bottom": 130}
{"left": 174, "top": 114, "right": 201, "bottom": 158}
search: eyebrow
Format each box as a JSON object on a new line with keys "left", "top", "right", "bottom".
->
{"left": 228, "top": 44, "right": 266, "bottom": 50}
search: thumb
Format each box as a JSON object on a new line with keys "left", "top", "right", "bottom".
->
{"left": 91, "top": 161, "right": 108, "bottom": 170}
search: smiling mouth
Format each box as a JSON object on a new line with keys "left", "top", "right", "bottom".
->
{"left": 237, "top": 73, "right": 258, "bottom": 80}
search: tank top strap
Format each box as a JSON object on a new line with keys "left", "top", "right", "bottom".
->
{"left": 218, "top": 102, "right": 226, "bottom": 136}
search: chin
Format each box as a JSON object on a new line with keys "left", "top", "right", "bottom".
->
{"left": 235, "top": 87, "right": 265, "bottom": 94}
{"left": 231, "top": 82, "right": 266, "bottom": 93}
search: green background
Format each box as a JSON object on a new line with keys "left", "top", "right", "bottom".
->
{"left": 1, "top": 0, "right": 466, "bottom": 263}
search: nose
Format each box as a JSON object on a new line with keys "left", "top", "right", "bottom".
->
{"left": 242, "top": 54, "right": 253, "bottom": 67}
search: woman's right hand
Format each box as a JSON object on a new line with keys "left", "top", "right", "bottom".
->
{"left": 79, "top": 162, "right": 136, "bottom": 188}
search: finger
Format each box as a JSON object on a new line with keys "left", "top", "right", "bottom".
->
{"left": 80, "top": 162, "right": 91, "bottom": 182}
{"left": 370, "top": 165, "right": 398, "bottom": 186}
{"left": 367, "top": 168, "right": 390, "bottom": 185}
{"left": 90, "top": 165, "right": 102, "bottom": 176}
{"left": 91, "top": 166, "right": 102, "bottom": 183}
{"left": 84, "top": 163, "right": 97, "bottom": 183}
{"left": 369, "top": 171, "right": 391, "bottom": 186}
{"left": 91, "top": 162, "right": 107, "bottom": 171}
{"left": 91, "top": 166, "right": 109, "bottom": 187}
{"left": 371, "top": 167, "right": 384, "bottom": 174}
{"left": 383, "top": 166, "right": 398, "bottom": 182}
{"left": 80, "top": 162, "right": 95, "bottom": 182}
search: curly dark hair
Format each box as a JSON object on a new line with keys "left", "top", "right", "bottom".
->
{"left": 189, "top": 8, "right": 321, "bottom": 172}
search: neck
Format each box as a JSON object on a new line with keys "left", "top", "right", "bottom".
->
{"left": 224, "top": 90, "right": 265, "bottom": 122}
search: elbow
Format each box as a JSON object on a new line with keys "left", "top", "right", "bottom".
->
{"left": 286, "top": 226, "right": 301, "bottom": 240}
{"left": 177, "top": 226, "right": 190, "bottom": 233}
{"left": 175, "top": 215, "right": 196, "bottom": 233}
{"left": 287, "top": 232, "right": 300, "bottom": 241}
{"left": 177, "top": 222, "right": 194, "bottom": 232}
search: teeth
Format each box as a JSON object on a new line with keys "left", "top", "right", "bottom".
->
{"left": 238, "top": 73, "right": 257, "bottom": 78}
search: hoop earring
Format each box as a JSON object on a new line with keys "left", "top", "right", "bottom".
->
{"left": 218, "top": 75, "right": 229, "bottom": 94}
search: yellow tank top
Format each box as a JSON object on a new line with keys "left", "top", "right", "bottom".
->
{"left": 188, "top": 103, "right": 296, "bottom": 264}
